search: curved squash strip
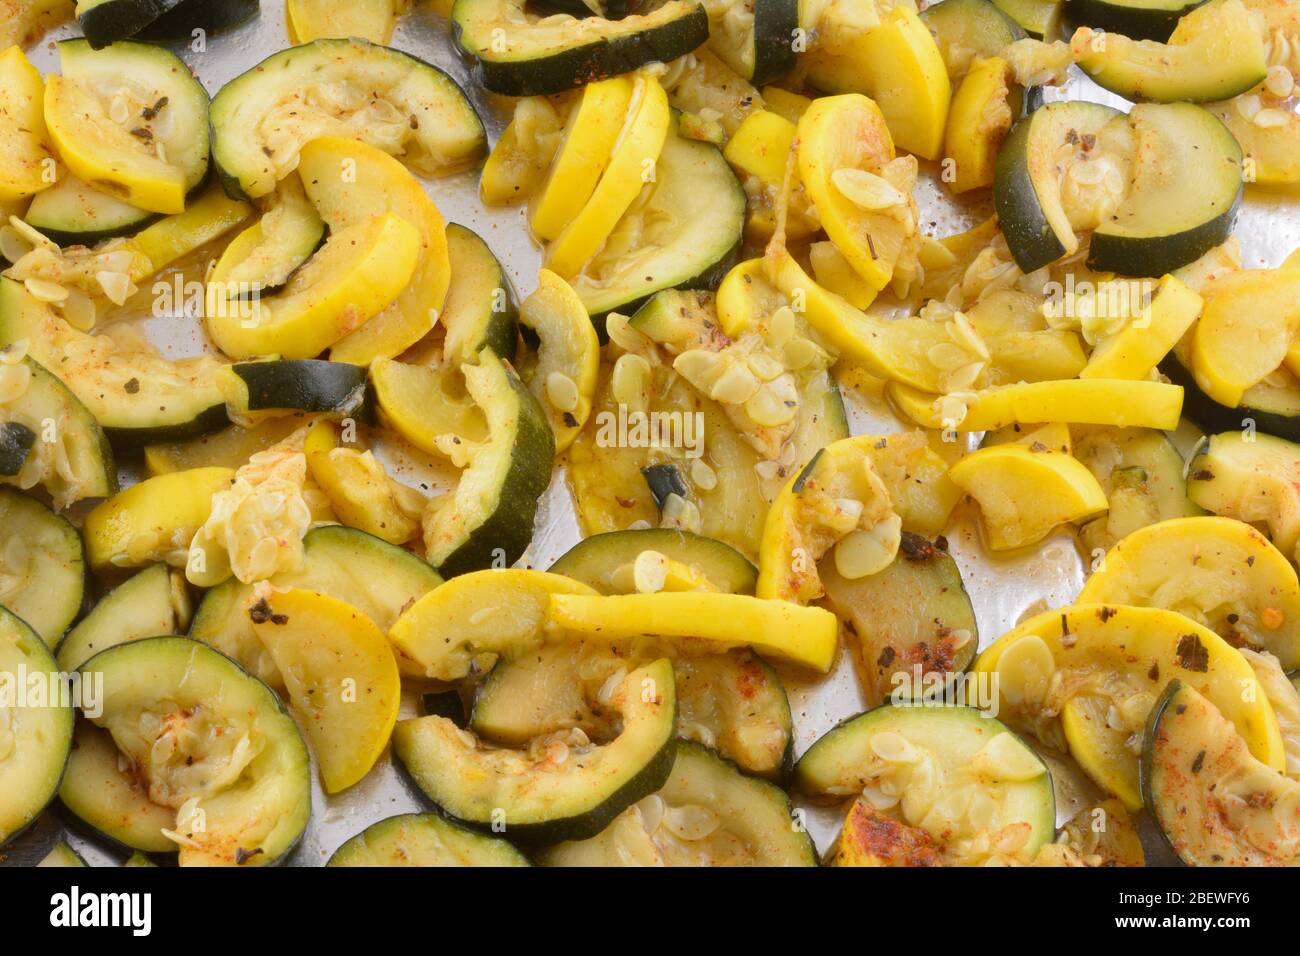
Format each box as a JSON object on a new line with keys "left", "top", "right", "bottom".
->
{"left": 83, "top": 466, "right": 235, "bottom": 572}
{"left": 531, "top": 76, "right": 635, "bottom": 241}
{"left": 716, "top": 257, "right": 789, "bottom": 337}
{"left": 1191, "top": 268, "right": 1300, "bottom": 409}
{"left": 370, "top": 359, "right": 488, "bottom": 460}
{"left": 722, "top": 109, "right": 818, "bottom": 242}
{"left": 1079, "top": 516, "right": 1300, "bottom": 671}
{"left": 250, "top": 587, "right": 401, "bottom": 794}
{"left": 304, "top": 418, "right": 419, "bottom": 546}
{"left": 547, "top": 591, "right": 839, "bottom": 672}
{"left": 518, "top": 269, "right": 600, "bottom": 454}
{"left": 1080, "top": 274, "right": 1202, "bottom": 380}
{"left": 123, "top": 185, "right": 253, "bottom": 281}
{"left": 298, "top": 137, "right": 452, "bottom": 365}
{"left": 546, "top": 74, "right": 670, "bottom": 278}
{"left": 206, "top": 212, "right": 420, "bottom": 359}
{"left": 797, "top": 94, "right": 911, "bottom": 291}
{"left": 943, "top": 56, "right": 1014, "bottom": 194}
{"left": 948, "top": 443, "right": 1108, "bottom": 551}
{"left": 0, "top": 46, "right": 54, "bottom": 201}
{"left": 803, "top": 5, "right": 950, "bottom": 160}
{"left": 388, "top": 569, "right": 598, "bottom": 682}
{"left": 1209, "top": 100, "right": 1300, "bottom": 189}
{"left": 44, "top": 75, "right": 185, "bottom": 214}
{"left": 287, "top": 0, "right": 399, "bottom": 43}
{"left": 889, "top": 378, "right": 1184, "bottom": 431}
{"left": 974, "top": 603, "right": 1285, "bottom": 810}
{"left": 480, "top": 98, "right": 566, "bottom": 206}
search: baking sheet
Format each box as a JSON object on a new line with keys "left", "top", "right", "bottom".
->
{"left": 6, "top": 2, "right": 1299, "bottom": 867}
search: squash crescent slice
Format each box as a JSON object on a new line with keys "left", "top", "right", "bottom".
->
{"left": 518, "top": 268, "right": 600, "bottom": 453}
{"left": 1191, "top": 268, "right": 1300, "bottom": 410}
{"left": 0, "top": 46, "right": 54, "bottom": 201}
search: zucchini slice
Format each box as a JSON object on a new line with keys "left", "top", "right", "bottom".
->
{"left": 470, "top": 644, "right": 794, "bottom": 779}
{"left": 975, "top": 603, "right": 1285, "bottom": 809}
{"left": 75, "top": 0, "right": 185, "bottom": 48}
{"left": 44, "top": 39, "right": 210, "bottom": 215}
{"left": 540, "top": 742, "right": 815, "bottom": 865}
{"left": 206, "top": 174, "right": 325, "bottom": 299}
{"left": 0, "top": 604, "right": 74, "bottom": 846}
{"left": 794, "top": 705, "right": 1056, "bottom": 866}
{"left": 24, "top": 174, "right": 160, "bottom": 247}
{"left": 1142, "top": 680, "right": 1300, "bottom": 865}
{"left": 73, "top": 637, "right": 312, "bottom": 865}
{"left": 921, "top": 0, "right": 1024, "bottom": 79}
{"left": 219, "top": 360, "right": 368, "bottom": 423}
{"left": 549, "top": 528, "right": 758, "bottom": 594}
{"left": 394, "top": 658, "right": 678, "bottom": 844}
{"left": 422, "top": 351, "right": 555, "bottom": 577}
{"left": 190, "top": 525, "right": 442, "bottom": 688}
{"left": 56, "top": 563, "right": 186, "bottom": 672}
{"left": 0, "top": 277, "right": 228, "bottom": 447}
{"left": 0, "top": 487, "right": 85, "bottom": 646}
{"left": 38, "top": 840, "right": 87, "bottom": 866}
{"left": 133, "top": 0, "right": 260, "bottom": 40}
{"left": 452, "top": 0, "right": 710, "bottom": 96}
{"left": 210, "top": 38, "right": 485, "bottom": 200}
{"left": 990, "top": 0, "right": 1062, "bottom": 37}
{"left": 1071, "top": 0, "right": 1267, "bottom": 102}
{"left": 1186, "top": 431, "right": 1300, "bottom": 559}
{"left": 1073, "top": 426, "right": 1202, "bottom": 554}
{"left": 438, "top": 223, "right": 518, "bottom": 366}
{"left": 0, "top": 422, "right": 35, "bottom": 476}
{"left": 821, "top": 532, "right": 978, "bottom": 707}
{"left": 568, "top": 128, "right": 745, "bottom": 324}
{"left": 0, "top": 46, "right": 53, "bottom": 204}
{"left": 1080, "top": 516, "right": 1300, "bottom": 671}
{"left": 1067, "top": 0, "right": 1206, "bottom": 41}
{"left": 0, "top": 350, "right": 117, "bottom": 508}
{"left": 703, "top": 0, "right": 799, "bottom": 85}
{"left": 327, "top": 813, "right": 531, "bottom": 866}
{"left": 1162, "top": 348, "right": 1300, "bottom": 444}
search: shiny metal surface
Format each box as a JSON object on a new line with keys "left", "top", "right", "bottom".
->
{"left": 7, "top": 2, "right": 1295, "bottom": 867}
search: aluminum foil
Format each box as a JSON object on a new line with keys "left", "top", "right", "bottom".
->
{"left": 7, "top": 2, "right": 1297, "bottom": 867}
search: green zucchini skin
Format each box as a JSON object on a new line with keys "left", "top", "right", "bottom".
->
{"left": 1159, "top": 352, "right": 1300, "bottom": 443}
{"left": 135, "top": 0, "right": 261, "bottom": 40}
{"left": 229, "top": 359, "right": 368, "bottom": 415}
{"left": 749, "top": 0, "right": 800, "bottom": 85}
{"left": 641, "top": 463, "right": 688, "bottom": 510}
{"left": 0, "top": 421, "right": 35, "bottom": 476}
{"left": 1065, "top": 0, "right": 1204, "bottom": 42}
{"left": 77, "top": 0, "right": 186, "bottom": 48}
{"left": 453, "top": 0, "right": 710, "bottom": 96}
{"left": 443, "top": 223, "right": 519, "bottom": 364}
{"left": 105, "top": 403, "right": 231, "bottom": 450}
{"left": 548, "top": 528, "right": 759, "bottom": 593}
{"left": 327, "top": 812, "right": 532, "bottom": 866}
{"left": 1088, "top": 196, "right": 1241, "bottom": 278}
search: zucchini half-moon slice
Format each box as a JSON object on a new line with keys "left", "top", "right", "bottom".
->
{"left": 394, "top": 658, "right": 678, "bottom": 844}
{"left": 452, "top": 0, "right": 710, "bottom": 96}
{"left": 70, "top": 636, "right": 312, "bottom": 865}
{"left": 327, "top": 813, "right": 532, "bottom": 866}
{"left": 704, "top": 0, "right": 800, "bottom": 85}
{"left": 549, "top": 528, "right": 758, "bottom": 594}
{"left": 74, "top": 0, "right": 185, "bottom": 49}
{"left": 0, "top": 487, "right": 86, "bottom": 647}
{"left": 1068, "top": 0, "right": 1206, "bottom": 41}
{"left": 0, "top": 604, "right": 75, "bottom": 847}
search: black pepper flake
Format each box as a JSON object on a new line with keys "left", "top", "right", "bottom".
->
{"left": 1147, "top": 661, "right": 1159, "bottom": 682}
{"left": 1191, "top": 750, "right": 1205, "bottom": 774}
{"left": 1175, "top": 633, "right": 1210, "bottom": 672}
{"left": 123, "top": 378, "right": 140, "bottom": 394}
{"left": 877, "top": 646, "right": 896, "bottom": 667}
{"left": 1097, "top": 606, "right": 1117, "bottom": 623}
{"left": 562, "top": 412, "right": 578, "bottom": 428}
{"left": 141, "top": 96, "right": 168, "bottom": 120}
{"left": 248, "top": 598, "right": 288, "bottom": 626}
{"left": 234, "top": 847, "right": 265, "bottom": 865}
{"left": 1190, "top": 469, "right": 1214, "bottom": 481}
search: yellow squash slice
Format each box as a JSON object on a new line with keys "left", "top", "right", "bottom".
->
{"left": 518, "top": 268, "right": 600, "bottom": 453}
{"left": 1191, "top": 268, "right": 1300, "bottom": 408}
{"left": 304, "top": 418, "right": 419, "bottom": 545}
{"left": 369, "top": 359, "right": 488, "bottom": 460}
{"left": 0, "top": 46, "right": 54, "bottom": 201}
{"left": 974, "top": 603, "right": 1285, "bottom": 809}
{"left": 287, "top": 0, "right": 400, "bottom": 42}
{"left": 948, "top": 443, "right": 1109, "bottom": 551}
{"left": 1080, "top": 274, "right": 1203, "bottom": 380}
{"left": 250, "top": 587, "right": 401, "bottom": 793}
{"left": 943, "top": 56, "right": 1014, "bottom": 194}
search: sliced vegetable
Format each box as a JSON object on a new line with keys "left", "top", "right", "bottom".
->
{"left": 206, "top": 174, "right": 325, "bottom": 299}
{"left": 921, "top": 0, "right": 1024, "bottom": 78}
{"left": 210, "top": 38, "right": 485, "bottom": 200}
{"left": 1142, "top": 680, "right": 1300, "bottom": 865}
{"left": 394, "top": 658, "right": 678, "bottom": 844}
{"left": 37, "top": 841, "right": 86, "bottom": 867}
{"left": 0, "top": 604, "right": 73, "bottom": 846}
{"left": 1161, "top": 347, "right": 1300, "bottom": 443}
{"left": 452, "top": 0, "right": 710, "bottom": 96}
{"left": 219, "top": 360, "right": 367, "bottom": 423}
{"left": 1190, "top": 269, "right": 1300, "bottom": 409}
{"left": 549, "top": 528, "right": 758, "bottom": 594}
{"left": 57, "top": 563, "right": 185, "bottom": 672}
{"left": 891, "top": 378, "right": 1184, "bottom": 431}
{"left": 0, "top": 46, "right": 54, "bottom": 202}
{"left": 1186, "top": 431, "right": 1300, "bottom": 560}
{"left": 1080, "top": 274, "right": 1202, "bottom": 380}
{"left": 287, "top": 0, "right": 399, "bottom": 42}
{"left": 1067, "top": 0, "right": 1204, "bottom": 40}
{"left": 328, "top": 813, "right": 531, "bottom": 866}
{"left": 990, "top": 0, "right": 1062, "bottom": 37}
{"left": 540, "top": 742, "right": 814, "bottom": 865}
{"left": 143, "top": 417, "right": 304, "bottom": 475}
{"left": 1080, "top": 516, "right": 1300, "bottom": 670}
{"left": 74, "top": 0, "right": 184, "bottom": 47}
{"left": 704, "top": 0, "right": 799, "bottom": 85}
{"left": 370, "top": 359, "right": 488, "bottom": 460}
{"left": 74, "top": 637, "right": 311, "bottom": 865}
{"left": 943, "top": 56, "right": 1017, "bottom": 194}
{"left": 24, "top": 174, "right": 159, "bottom": 247}
{"left": 438, "top": 223, "right": 518, "bottom": 365}
{"left": 518, "top": 269, "right": 600, "bottom": 453}
{"left": 303, "top": 417, "right": 418, "bottom": 545}
{"left": 0, "top": 487, "right": 85, "bottom": 646}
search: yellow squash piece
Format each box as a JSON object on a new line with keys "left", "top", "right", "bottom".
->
{"left": 546, "top": 74, "right": 670, "bottom": 278}
{"left": 759, "top": 86, "right": 813, "bottom": 123}
{"left": 1081, "top": 274, "right": 1203, "bottom": 380}
{"left": 287, "top": 0, "right": 399, "bottom": 42}
{"left": 388, "top": 569, "right": 598, "bottom": 681}
{"left": 123, "top": 184, "right": 252, "bottom": 280}
{"left": 206, "top": 212, "right": 420, "bottom": 359}
{"left": 797, "top": 94, "right": 907, "bottom": 291}
{"left": 943, "top": 56, "right": 1013, "bottom": 194}
{"left": 715, "top": 257, "right": 788, "bottom": 337}
{"left": 890, "top": 378, "right": 1184, "bottom": 431}
{"left": 84, "top": 466, "right": 235, "bottom": 571}
{"left": 519, "top": 269, "right": 600, "bottom": 453}
{"left": 43, "top": 74, "right": 185, "bottom": 214}
{"left": 948, "top": 443, "right": 1108, "bottom": 551}
{"left": 721, "top": 109, "right": 816, "bottom": 241}
{"left": 480, "top": 98, "right": 565, "bottom": 205}
{"left": 304, "top": 418, "right": 419, "bottom": 545}
{"left": 1209, "top": 100, "right": 1300, "bottom": 189}
{"left": 804, "top": 5, "right": 950, "bottom": 160}
{"left": 250, "top": 587, "right": 401, "bottom": 793}
{"left": 297, "top": 137, "right": 452, "bottom": 364}
{"left": 1079, "top": 516, "right": 1300, "bottom": 671}
{"left": 548, "top": 591, "right": 839, "bottom": 672}
{"left": 0, "top": 46, "right": 54, "bottom": 201}
{"left": 974, "top": 603, "right": 1286, "bottom": 809}
{"left": 1191, "top": 268, "right": 1300, "bottom": 408}
{"left": 809, "top": 241, "right": 878, "bottom": 310}
{"left": 369, "top": 359, "right": 488, "bottom": 459}
{"left": 531, "top": 76, "right": 635, "bottom": 241}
